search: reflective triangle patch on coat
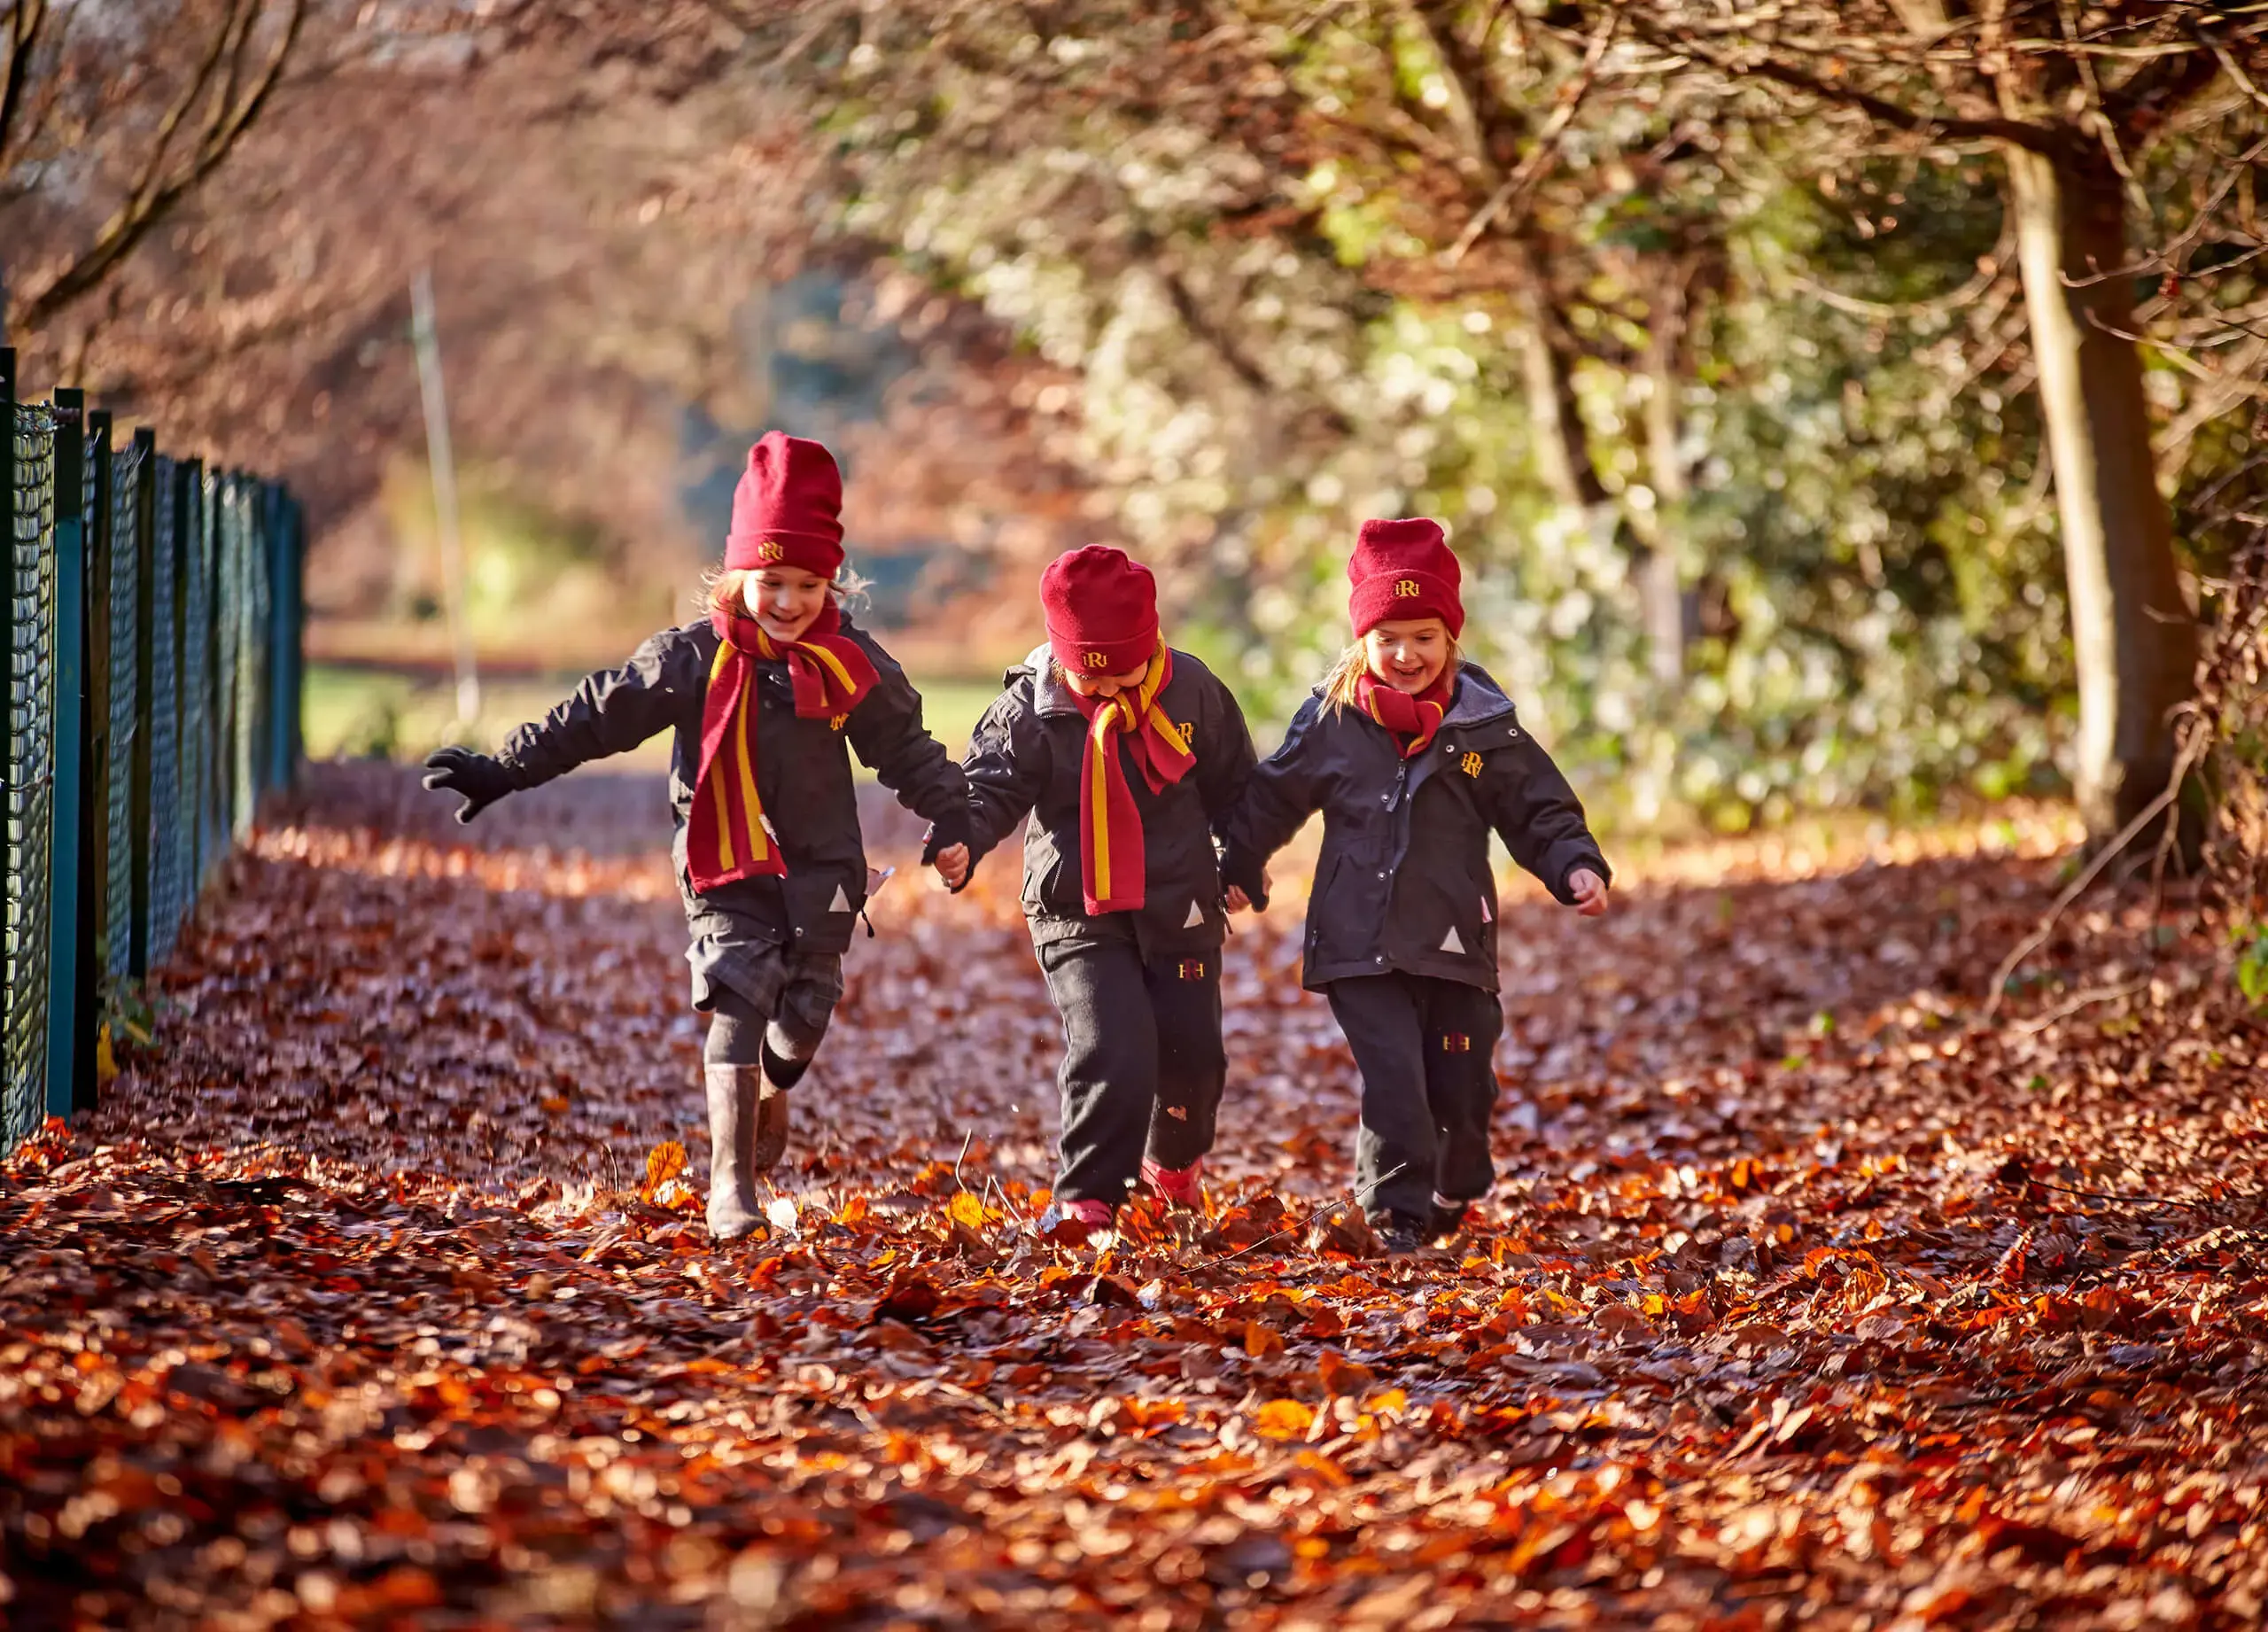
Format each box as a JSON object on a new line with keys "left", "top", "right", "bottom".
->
{"left": 1184, "top": 900, "right": 1205, "bottom": 929}
{"left": 1441, "top": 926, "right": 1465, "bottom": 954}
{"left": 828, "top": 884, "right": 852, "bottom": 913}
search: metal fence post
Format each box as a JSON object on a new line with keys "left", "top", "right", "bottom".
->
{"left": 44, "top": 388, "right": 85, "bottom": 1119}
{"left": 1, "top": 350, "right": 13, "bottom": 1082}
{"left": 74, "top": 410, "right": 108, "bottom": 1110}
{"left": 285, "top": 496, "right": 305, "bottom": 779}
{"left": 264, "top": 486, "right": 288, "bottom": 795}
{"left": 128, "top": 431, "right": 156, "bottom": 978}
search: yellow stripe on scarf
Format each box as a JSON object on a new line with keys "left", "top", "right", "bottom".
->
{"left": 734, "top": 667, "right": 766, "bottom": 864}
{"left": 708, "top": 644, "right": 739, "bottom": 872}
{"left": 1085, "top": 644, "right": 1172, "bottom": 904}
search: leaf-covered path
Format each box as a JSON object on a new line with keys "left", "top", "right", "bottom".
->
{"left": 5, "top": 765, "right": 2266, "bottom": 1628}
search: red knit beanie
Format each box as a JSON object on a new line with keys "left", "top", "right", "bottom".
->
{"left": 725, "top": 432, "right": 845, "bottom": 576}
{"left": 1348, "top": 517, "right": 1464, "bottom": 638}
{"left": 1041, "top": 545, "right": 1160, "bottom": 677}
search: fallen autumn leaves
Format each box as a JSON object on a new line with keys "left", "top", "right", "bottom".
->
{"left": 4, "top": 764, "right": 2265, "bottom": 1628}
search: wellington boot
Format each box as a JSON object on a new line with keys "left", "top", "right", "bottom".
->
{"left": 750, "top": 1066, "right": 793, "bottom": 1174}
{"left": 704, "top": 1064, "right": 767, "bottom": 1242}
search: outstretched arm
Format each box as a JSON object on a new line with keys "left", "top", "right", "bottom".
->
{"left": 847, "top": 652, "right": 971, "bottom": 841}
{"left": 959, "top": 687, "right": 1050, "bottom": 880}
{"left": 425, "top": 626, "right": 695, "bottom": 822}
{"left": 1217, "top": 696, "right": 1327, "bottom": 912}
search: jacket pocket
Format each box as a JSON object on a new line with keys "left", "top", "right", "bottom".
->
{"left": 1307, "top": 855, "right": 1363, "bottom": 964}
{"left": 1022, "top": 835, "right": 1068, "bottom": 919}
{"left": 1399, "top": 867, "right": 1492, "bottom": 966}
{"left": 785, "top": 867, "right": 864, "bottom": 954}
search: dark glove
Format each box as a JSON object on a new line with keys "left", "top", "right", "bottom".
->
{"left": 1219, "top": 843, "right": 1270, "bottom": 912}
{"left": 422, "top": 746, "right": 517, "bottom": 824}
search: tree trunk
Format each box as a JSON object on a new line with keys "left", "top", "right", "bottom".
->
{"left": 1636, "top": 259, "right": 1692, "bottom": 687}
{"left": 1511, "top": 257, "right": 1607, "bottom": 514}
{"left": 2003, "top": 142, "right": 2198, "bottom": 842}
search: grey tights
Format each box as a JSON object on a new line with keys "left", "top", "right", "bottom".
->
{"left": 703, "top": 983, "right": 819, "bottom": 1087}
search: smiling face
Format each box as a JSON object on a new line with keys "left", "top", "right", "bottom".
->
{"left": 1060, "top": 659, "right": 1152, "bottom": 700}
{"left": 736, "top": 566, "right": 832, "bottom": 644}
{"left": 1363, "top": 618, "right": 1452, "bottom": 695}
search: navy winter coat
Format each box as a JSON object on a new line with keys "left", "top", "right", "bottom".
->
{"left": 962, "top": 646, "right": 1257, "bottom": 958}
{"left": 1221, "top": 664, "right": 1608, "bottom": 991}
{"left": 495, "top": 615, "right": 968, "bottom": 957}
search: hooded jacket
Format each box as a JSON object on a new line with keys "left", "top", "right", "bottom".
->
{"left": 962, "top": 646, "right": 1256, "bottom": 958}
{"left": 495, "top": 613, "right": 968, "bottom": 956}
{"left": 1221, "top": 663, "right": 1607, "bottom": 991}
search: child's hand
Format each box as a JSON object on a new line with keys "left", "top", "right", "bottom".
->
{"left": 1568, "top": 867, "right": 1609, "bottom": 917}
{"left": 932, "top": 843, "right": 971, "bottom": 890}
{"left": 422, "top": 747, "right": 516, "bottom": 824}
{"left": 1224, "top": 864, "right": 1270, "bottom": 913}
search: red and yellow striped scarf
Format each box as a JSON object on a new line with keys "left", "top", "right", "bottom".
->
{"left": 686, "top": 601, "right": 878, "bottom": 892}
{"left": 1355, "top": 668, "right": 1452, "bottom": 759}
{"left": 1068, "top": 642, "right": 1196, "bottom": 914}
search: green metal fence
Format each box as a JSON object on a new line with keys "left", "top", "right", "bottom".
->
{"left": 2, "top": 351, "right": 306, "bottom": 1153}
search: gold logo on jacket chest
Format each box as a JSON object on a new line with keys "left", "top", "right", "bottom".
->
{"left": 830, "top": 713, "right": 850, "bottom": 732}
{"left": 1461, "top": 751, "right": 1482, "bottom": 777}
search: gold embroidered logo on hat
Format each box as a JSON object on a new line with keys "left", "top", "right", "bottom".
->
{"left": 1394, "top": 578, "right": 1421, "bottom": 597}
{"left": 1084, "top": 649, "right": 1110, "bottom": 670}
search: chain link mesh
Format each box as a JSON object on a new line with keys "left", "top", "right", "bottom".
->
{"left": 146, "top": 459, "right": 183, "bottom": 968}
{"left": 105, "top": 444, "right": 143, "bottom": 983}
{"left": 180, "top": 473, "right": 211, "bottom": 897}
{"left": 7, "top": 408, "right": 58, "bottom": 1148}
{"left": 2, "top": 414, "right": 299, "bottom": 1153}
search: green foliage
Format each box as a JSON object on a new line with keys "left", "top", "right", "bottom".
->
{"left": 2233, "top": 923, "right": 2268, "bottom": 1008}
{"left": 780, "top": 0, "right": 2261, "bottom": 829}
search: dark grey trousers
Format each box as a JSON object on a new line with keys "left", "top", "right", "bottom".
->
{"left": 1324, "top": 971, "right": 1503, "bottom": 1224}
{"left": 1036, "top": 932, "right": 1226, "bottom": 1206}
{"left": 701, "top": 944, "right": 843, "bottom": 1069}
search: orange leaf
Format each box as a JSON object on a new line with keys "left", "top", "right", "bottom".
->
{"left": 641, "top": 1140, "right": 688, "bottom": 1201}
{"left": 1254, "top": 1399, "right": 1315, "bottom": 1440}
{"left": 1318, "top": 1351, "right": 1374, "bottom": 1396}
{"left": 1245, "top": 1318, "right": 1284, "bottom": 1358}
{"left": 948, "top": 1191, "right": 986, "bottom": 1232}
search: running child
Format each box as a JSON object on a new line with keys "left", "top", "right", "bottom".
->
{"left": 421, "top": 432, "right": 973, "bottom": 1241}
{"left": 1222, "top": 518, "right": 1610, "bottom": 1254}
{"left": 960, "top": 545, "right": 1258, "bottom": 1230}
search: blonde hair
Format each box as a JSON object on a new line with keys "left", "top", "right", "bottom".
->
{"left": 1321, "top": 634, "right": 1462, "bottom": 712}
{"left": 703, "top": 561, "right": 873, "bottom": 620}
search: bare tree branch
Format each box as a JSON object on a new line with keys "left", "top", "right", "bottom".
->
{"left": 1441, "top": 12, "right": 1615, "bottom": 266}
{"left": 0, "top": 0, "right": 50, "bottom": 169}
{"left": 20, "top": 0, "right": 307, "bottom": 327}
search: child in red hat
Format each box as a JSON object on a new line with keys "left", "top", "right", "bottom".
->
{"left": 1223, "top": 518, "right": 1610, "bottom": 1254}
{"left": 960, "top": 545, "right": 1259, "bottom": 1232}
{"left": 423, "top": 432, "right": 973, "bottom": 1241}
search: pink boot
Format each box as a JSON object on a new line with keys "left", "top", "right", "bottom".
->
{"left": 1142, "top": 1157, "right": 1205, "bottom": 1208}
{"left": 1063, "top": 1198, "right": 1115, "bottom": 1229}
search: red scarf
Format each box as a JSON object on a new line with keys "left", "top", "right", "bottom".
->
{"left": 1355, "top": 669, "right": 1452, "bottom": 758}
{"left": 1068, "top": 643, "right": 1196, "bottom": 913}
{"left": 686, "top": 601, "right": 878, "bottom": 891}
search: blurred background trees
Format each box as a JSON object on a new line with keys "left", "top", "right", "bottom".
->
{"left": 4, "top": 0, "right": 2263, "bottom": 838}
